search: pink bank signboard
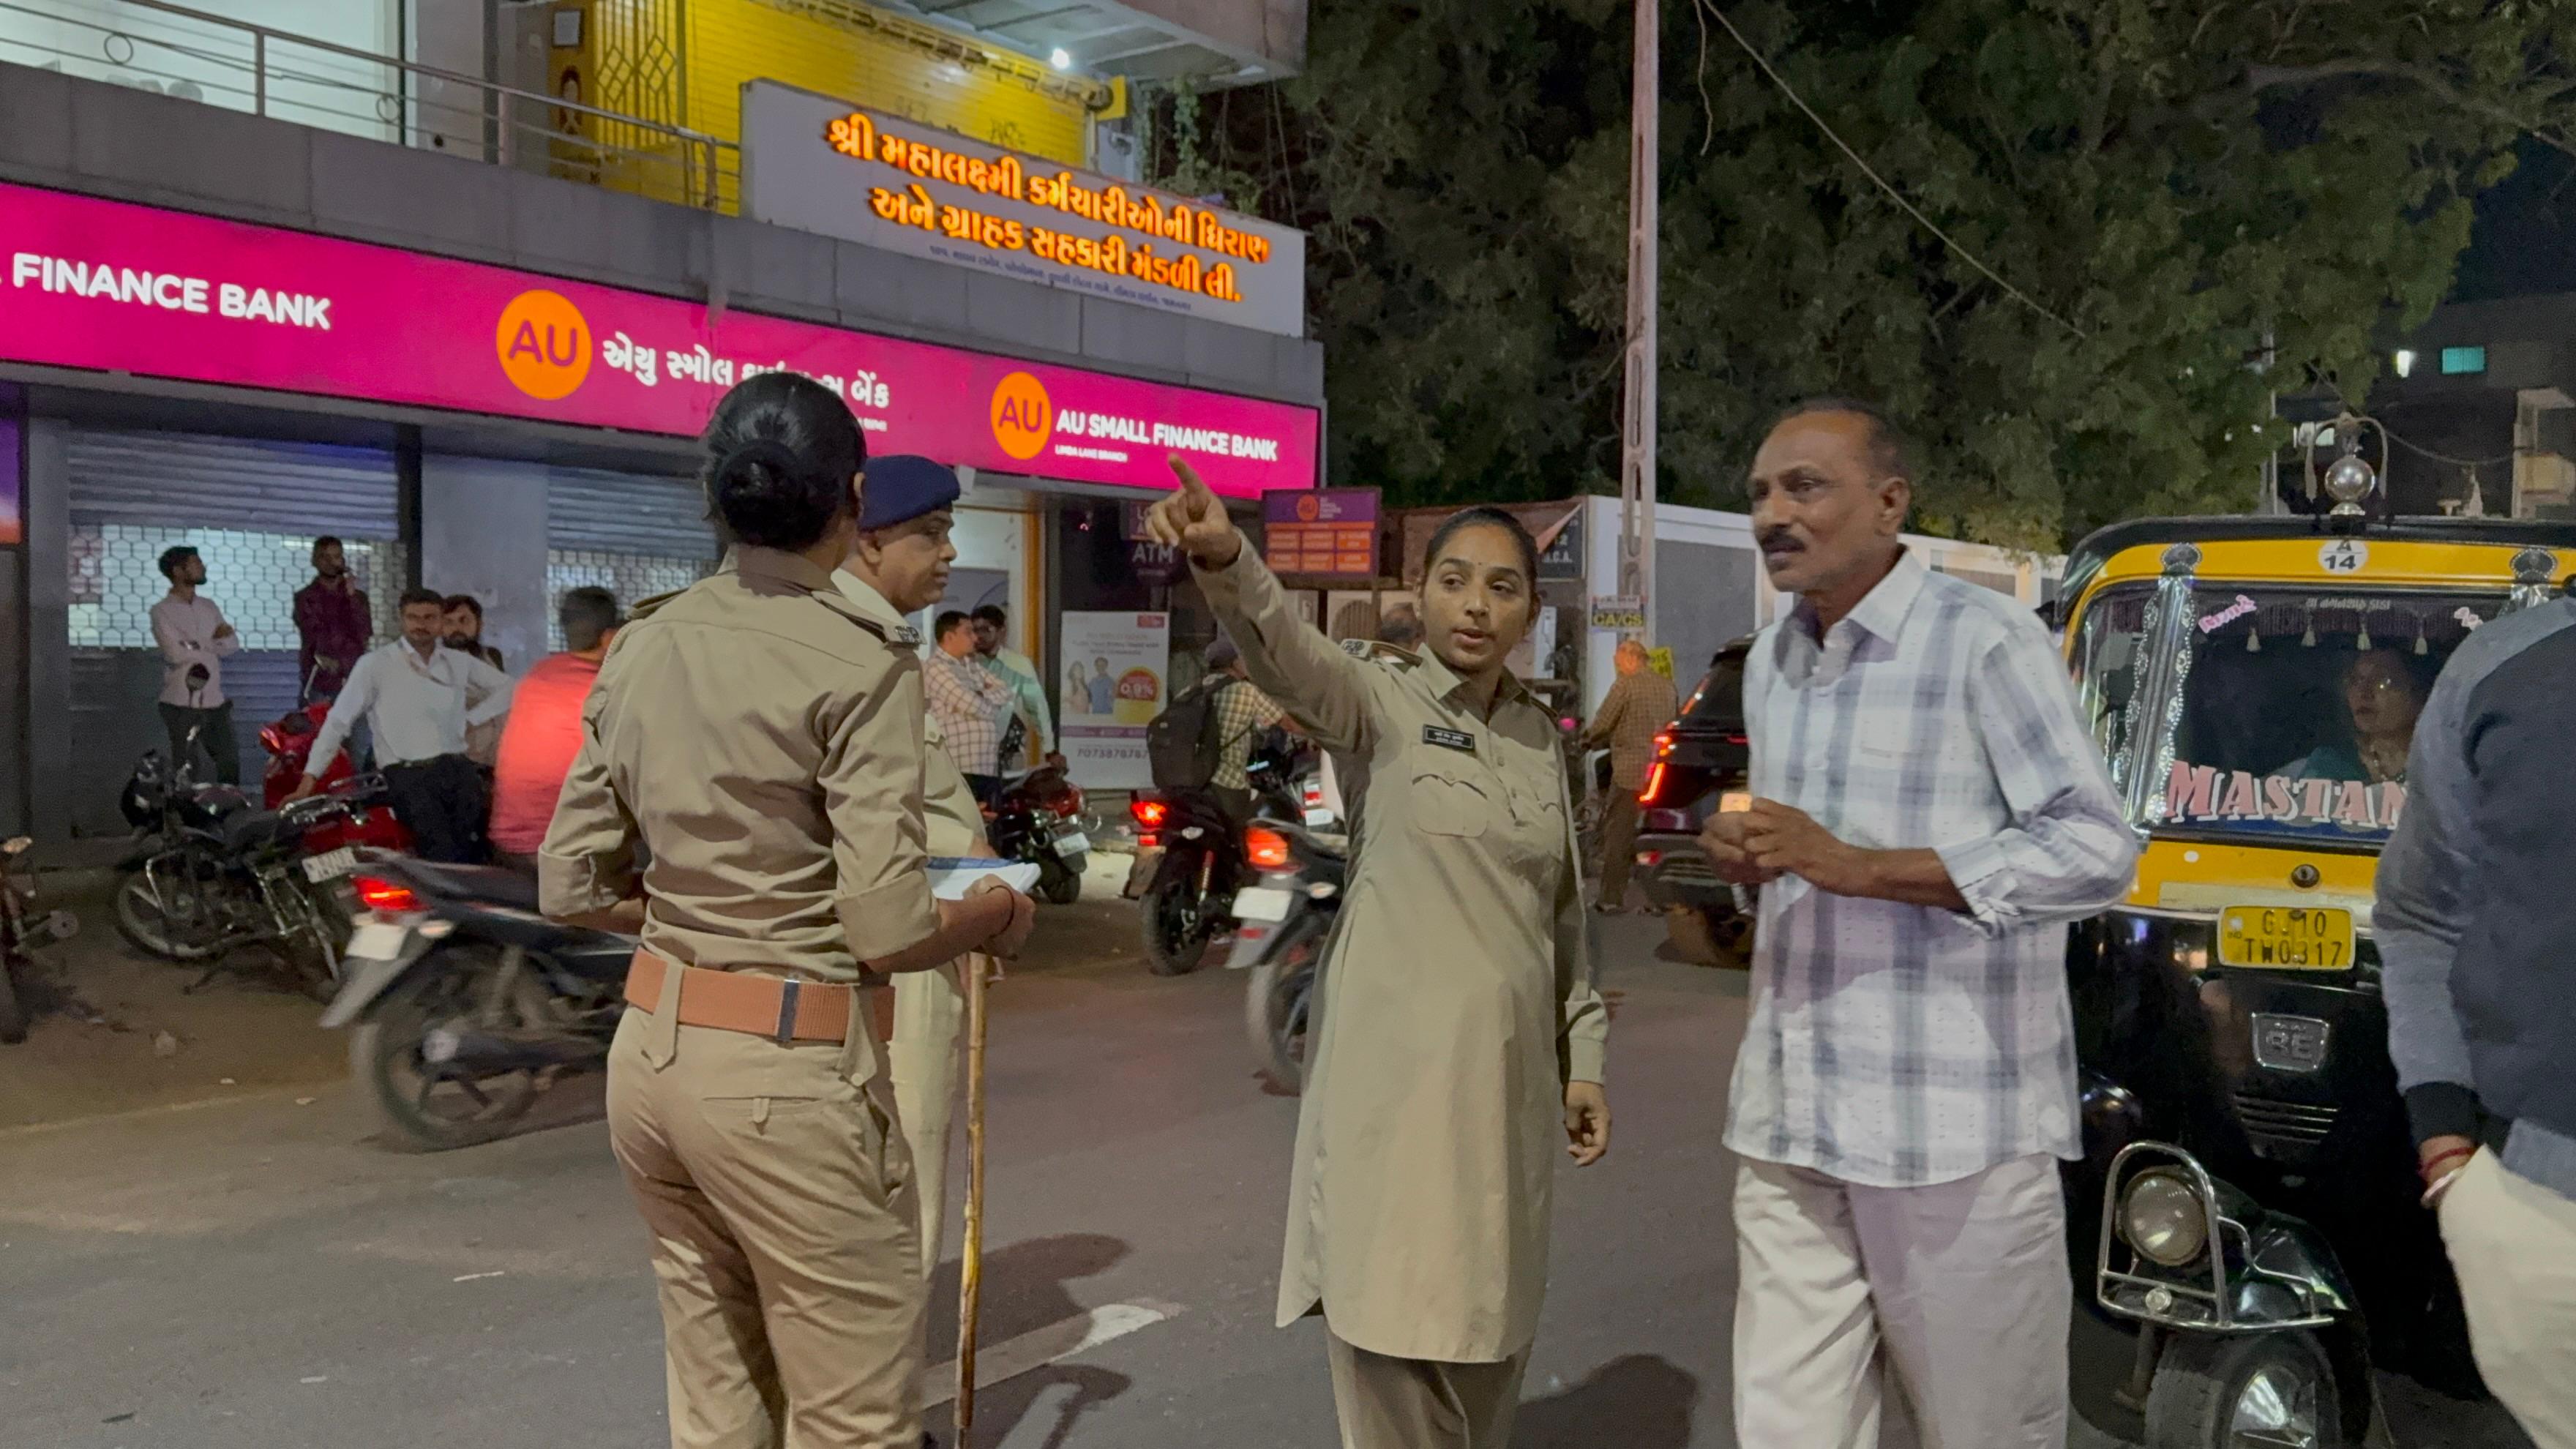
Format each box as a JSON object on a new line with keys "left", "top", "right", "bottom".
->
{"left": 0, "top": 181, "right": 1318, "bottom": 498}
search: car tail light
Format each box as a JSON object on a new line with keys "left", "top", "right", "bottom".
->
{"left": 353, "top": 875, "right": 422, "bottom": 914}
{"left": 1638, "top": 761, "right": 1669, "bottom": 807}
{"left": 1244, "top": 825, "right": 1291, "bottom": 869}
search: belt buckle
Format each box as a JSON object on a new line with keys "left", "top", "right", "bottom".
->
{"left": 774, "top": 978, "right": 802, "bottom": 1046}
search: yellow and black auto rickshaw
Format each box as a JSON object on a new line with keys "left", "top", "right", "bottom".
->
{"left": 2056, "top": 508, "right": 2576, "bottom": 1449}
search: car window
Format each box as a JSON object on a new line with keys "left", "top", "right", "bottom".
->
{"left": 1682, "top": 656, "right": 1746, "bottom": 730}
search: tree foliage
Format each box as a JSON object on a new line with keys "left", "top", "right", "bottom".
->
{"left": 1165, "top": 1, "right": 2574, "bottom": 546}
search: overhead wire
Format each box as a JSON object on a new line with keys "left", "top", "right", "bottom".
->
{"left": 1694, "top": 0, "right": 2087, "bottom": 339}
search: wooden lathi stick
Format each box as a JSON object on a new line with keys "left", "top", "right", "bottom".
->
{"left": 954, "top": 955, "right": 991, "bottom": 1445}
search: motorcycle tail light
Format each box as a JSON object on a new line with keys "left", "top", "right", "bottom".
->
{"left": 1131, "top": 798, "right": 1168, "bottom": 827}
{"left": 1244, "top": 825, "right": 1292, "bottom": 869}
{"left": 353, "top": 875, "right": 423, "bottom": 914}
{"left": 1139, "top": 833, "right": 1160, "bottom": 850}
{"left": 1055, "top": 785, "right": 1086, "bottom": 818}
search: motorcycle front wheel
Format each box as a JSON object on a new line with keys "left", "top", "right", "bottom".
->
{"left": 351, "top": 946, "right": 553, "bottom": 1151}
{"left": 1244, "top": 922, "right": 1321, "bottom": 1093}
{"left": 1141, "top": 850, "right": 1213, "bottom": 976}
{"left": 1038, "top": 855, "right": 1084, "bottom": 906}
{"left": 113, "top": 853, "right": 228, "bottom": 960}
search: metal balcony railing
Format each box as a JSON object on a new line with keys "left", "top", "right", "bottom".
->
{"left": 0, "top": 0, "right": 738, "bottom": 210}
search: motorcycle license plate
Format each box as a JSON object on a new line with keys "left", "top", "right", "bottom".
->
{"left": 1050, "top": 831, "right": 1090, "bottom": 858}
{"left": 1233, "top": 887, "right": 1295, "bottom": 924}
{"left": 346, "top": 920, "right": 411, "bottom": 961}
{"left": 2217, "top": 905, "right": 2354, "bottom": 970}
{"left": 302, "top": 847, "right": 358, "bottom": 883}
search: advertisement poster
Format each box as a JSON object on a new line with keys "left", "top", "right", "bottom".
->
{"left": 0, "top": 181, "right": 1319, "bottom": 500}
{"left": 1262, "top": 487, "right": 1379, "bottom": 581}
{"left": 1059, "top": 610, "right": 1169, "bottom": 789}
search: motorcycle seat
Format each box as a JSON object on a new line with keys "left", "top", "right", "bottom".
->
{"left": 222, "top": 809, "right": 296, "bottom": 852}
{"left": 404, "top": 860, "right": 543, "bottom": 912}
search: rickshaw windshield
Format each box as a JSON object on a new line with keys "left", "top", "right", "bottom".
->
{"left": 2075, "top": 583, "right": 2509, "bottom": 843}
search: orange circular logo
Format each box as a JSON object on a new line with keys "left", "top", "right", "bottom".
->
{"left": 990, "top": 371, "right": 1053, "bottom": 462}
{"left": 1295, "top": 495, "right": 1322, "bottom": 522}
{"left": 495, "top": 290, "right": 592, "bottom": 401}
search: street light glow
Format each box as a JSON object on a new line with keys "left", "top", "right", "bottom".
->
{"left": 1050, "top": 48, "right": 1072, "bottom": 70}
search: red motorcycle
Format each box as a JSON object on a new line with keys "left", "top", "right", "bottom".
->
{"left": 258, "top": 700, "right": 412, "bottom": 856}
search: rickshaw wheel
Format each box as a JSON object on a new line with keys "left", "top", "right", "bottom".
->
{"left": 2145, "top": 1329, "right": 2343, "bottom": 1449}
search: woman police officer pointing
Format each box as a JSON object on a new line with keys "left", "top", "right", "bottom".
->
{"left": 1146, "top": 457, "right": 1611, "bottom": 1449}
{"left": 540, "top": 373, "right": 1036, "bottom": 1449}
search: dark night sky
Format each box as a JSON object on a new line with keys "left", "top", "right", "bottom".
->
{"left": 2451, "top": 140, "right": 2576, "bottom": 302}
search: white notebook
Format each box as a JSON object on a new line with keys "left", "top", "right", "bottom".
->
{"left": 928, "top": 857, "right": 1042, "bottom": 901}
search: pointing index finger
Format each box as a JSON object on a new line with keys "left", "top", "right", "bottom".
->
{"left": 1167, "top": 453, "right": 1213, "bottom": 501}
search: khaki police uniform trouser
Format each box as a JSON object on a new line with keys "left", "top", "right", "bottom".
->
{"left": 607, "top": 985, "right": 924, "bottom": 1449}
{"left": 2441, "top": 1147, "right": 2576, "bottom": 1448}
{"left": 1326, "top": 1332, "right": 1530, "bottom": 1449}
{"left": 886, "top": 959, "right": 969, "bottom": 1274}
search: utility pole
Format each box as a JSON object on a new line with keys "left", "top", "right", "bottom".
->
{"left": 1617, "top": 0, "right": 1659, "bottom": 643}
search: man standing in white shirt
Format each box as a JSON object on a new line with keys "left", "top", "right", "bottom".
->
{"left": 149, "top": 545, "right": 243, "bottom": 785}
{"left": 1701, "top": 399, "right": 2136, "bottom": 1449}
{"left": 288, "top": 588, "right": 513, "bottom": 862}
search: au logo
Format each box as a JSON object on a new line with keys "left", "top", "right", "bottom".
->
{"left": 495, "top": 289, "right": 592, "bottom": 401}
{"left": 1295, "top": 494, "right": 1322, "bottom": 522}
{"left": 990, "top": 370, "right": 1052, "bottom": 462}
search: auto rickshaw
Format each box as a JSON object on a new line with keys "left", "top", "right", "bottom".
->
{"left": 2056, "top": 501, "right": 2576, "bottom": 1449}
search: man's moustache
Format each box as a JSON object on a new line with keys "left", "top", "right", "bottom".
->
{"left": 1757, "top": 529, "right": 1804, "bottom": 552}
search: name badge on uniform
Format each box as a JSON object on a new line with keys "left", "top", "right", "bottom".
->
{"left": 1423, "top": 725, "right": 1475, "bottom": 753}
{"left": 891, "top": 625, "right": 922, "bottom": 648}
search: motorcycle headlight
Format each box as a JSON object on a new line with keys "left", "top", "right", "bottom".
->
{"left": 2119, "top": 1168, "right": 2211, "bottom": 1268}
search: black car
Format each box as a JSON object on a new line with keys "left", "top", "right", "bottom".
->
{"left": 1632, "top": 637, "right": 1755, "bottom": 966}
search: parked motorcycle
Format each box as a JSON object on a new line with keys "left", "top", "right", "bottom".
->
{"left": 1, "top": 834, "right": 80, "bottom": 1044}
{"left": 112, "top": 741, "right": 371, "bottom": 997}
{"left": 258, "top": 700, "right": 412, "bottom": 855}
{"left": 986, "top": 765, "right": 1093, "bottom": 906}
{"left": 1230, "top": 819, "right": 1347, "bottom": 1094}
{"left": 320, "top": 858, "right": 633, "bottom": 1150}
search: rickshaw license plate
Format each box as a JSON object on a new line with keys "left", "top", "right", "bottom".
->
{"left": 2218, "top": 905, "right": 2355, "bottom": 970}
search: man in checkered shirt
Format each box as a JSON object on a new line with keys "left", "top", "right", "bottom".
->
{"left": 1204, "top": 636, "right": 1287, "bottom": 824}
{"left": 925, "top": 608, "right": 1017, "bottom": 807}
{"left": 1700, "top": 399, "right": 2137, "bottom": 1449}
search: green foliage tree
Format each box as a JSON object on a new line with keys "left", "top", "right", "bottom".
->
{"left": 1172, "top": 0, "right": 2573, "bottom": 546}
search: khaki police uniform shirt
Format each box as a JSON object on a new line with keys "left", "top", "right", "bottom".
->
{"left": 831, "top": 566, "right": 986, "bottom": 857}
{"left": 539, "top": 547, "right": 942, "bottom": 986}
{"left": 1194, "top": 548, "right": 1609, "bottom": 1364}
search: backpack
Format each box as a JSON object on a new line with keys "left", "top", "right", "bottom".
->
{"left": 1147, "top": 675, "right": 1240, "bottom": 790}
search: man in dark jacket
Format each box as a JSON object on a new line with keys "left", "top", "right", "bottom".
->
{"left": 2376, "top": 590, "right": 2576, "bottom": 1446}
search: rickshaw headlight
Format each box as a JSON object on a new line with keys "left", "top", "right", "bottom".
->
{"left": 2120, "top": 1169, "right": 2210, "bottom": 1268}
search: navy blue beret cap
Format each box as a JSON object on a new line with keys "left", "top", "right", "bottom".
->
{"left": 858, "top": 454, "right": 960, "bottom": 529}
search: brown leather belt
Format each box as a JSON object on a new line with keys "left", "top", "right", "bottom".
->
{"left": 624, "top": 949, "right": 855, "bottom": 1045}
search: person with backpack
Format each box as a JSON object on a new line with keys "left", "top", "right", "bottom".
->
{"left": 1201, "top": 637, "right": 1287, "bottom": 825}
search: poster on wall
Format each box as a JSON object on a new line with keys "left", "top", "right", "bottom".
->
{"left": 1059, "top": 610, "right": 1169, "bottom": 789}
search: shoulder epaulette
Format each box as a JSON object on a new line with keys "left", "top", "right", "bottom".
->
{"left": 1340, "top": 638, "right": 1420, "bottom": 667}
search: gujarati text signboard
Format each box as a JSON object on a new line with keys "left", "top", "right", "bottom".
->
{"left": 0, "top": 181, "right": 1318, "bottom": 500}
{"left": 740, "top": 80, "right": 1306, "bottom": 339}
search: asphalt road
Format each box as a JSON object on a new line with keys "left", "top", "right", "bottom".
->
{"left": 0, "top": 870, "right": 2531, "bottom": 1448}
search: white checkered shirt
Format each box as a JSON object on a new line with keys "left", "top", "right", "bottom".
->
{"left": 1730, "top": 549, "right": 2138, "bottom": 1187}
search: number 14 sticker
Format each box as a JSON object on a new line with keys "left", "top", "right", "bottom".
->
{"left": 2319, "top": 539, "right": 2369, "bottom": 574}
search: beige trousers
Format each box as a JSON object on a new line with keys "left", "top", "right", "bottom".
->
{"left": 1732, "top": 1153, "right": 2069, "bottom": 1449}
{"left": 2440, "top": 1147, "right": 2576, "bottom": 1448}
{"left": 1326, "top": 1332, "right": 1530, "bottom": 1449}
{"left": 886, "top": 959, "right": 968, "bottom": 1275}
{"left": 606, "top": 994, "right": 924, "bottom": 1449}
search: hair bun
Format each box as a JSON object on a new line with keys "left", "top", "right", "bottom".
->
{"left": 713, "top": 438, "right": 805, "bottom": 496}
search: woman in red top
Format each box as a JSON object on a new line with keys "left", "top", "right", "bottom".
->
{"left": 488, "top": 587, "right": 621, "bottom": 861}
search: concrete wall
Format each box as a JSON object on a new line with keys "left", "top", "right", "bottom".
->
{"left": 0, "top": 61, "right": 1326, "bottom": 409}
{"left": 1117, "top": 0, "right": 1308, "bottom": 70}
{"left": 418, "top": 456, "right": 550, "bottom": 673}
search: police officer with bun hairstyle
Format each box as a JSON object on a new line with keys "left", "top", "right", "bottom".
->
{"left": 541, "top": 375, "right": 1036, "bottom": 1449}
